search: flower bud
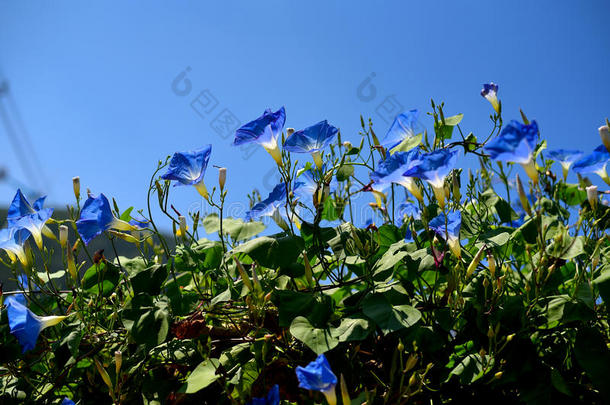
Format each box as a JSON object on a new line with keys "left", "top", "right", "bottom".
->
{"left": 405, "top": 354, "right": 418, "bottom": 373}
{"left": 218, "top": 167, "right": 227, "bottom": 191}
{"left": 515, "top": 174, "right": 532, "bottom": 216}
{"left": 59, "top": 225, "right": 68, "bottom": 248}
{"left": 452, "top": 172, "right": 461, "bottom": 202}
{"left": 586, "top": 185, "right": 598, "bottom": 210}
{"left": 482, "top": 277, "right": 490, "bottom": 289}
{"left": 72, "top": 176, "right": 81, "bottom": 201}
{"left": 506, "top": 333, "right": 515, "bottom": 342}
{"left": 286, "top": 128, "right": 295, "bottom": 137}
{"left": 488, "top": 252, "right": 496, "bottom": 278}
{"left": 115, "top": 350, "right": 123, "bottom": 375}
{"left": 343, "top": 141, "right": 353, "bottom": 149}
{"left": 178, "top": 216, "right": 187, "bottom": 237}
{"left": 466, "top": 245, "right": 485, "bottom": 278}
{"left": 600, "top": 125, "right": 610, "bottom": 153}
{"left": 494, "top": 371, "right": 503, "bottom": 380}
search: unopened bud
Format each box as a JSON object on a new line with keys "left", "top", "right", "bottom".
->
{"left": 408, "top": 373, "right": 418, "bottom": 387}
{"left": 452, "top": 172, "right": 461, "bottom": 202}
{"left": 487, "top": 326, "right": 495, "bottom": 339}
{"left": 515, "top": 174, "right": 531, "bottom": 216}
{"left": 466, "top": 245, "right": 485, "bottom": 278}
{"left": 59, "top": 225, "right": 68, "bottom": 248}
{"left": 72, "top": 176, "right": 81, "bottom": 201}
{"left": 479, "top": 348, "right": 487, "bottom": 357}
{"left": 586, "top": 185, "right": 598, "bottom": 210}
{"left": 494, "top": 371, "right": 503, "bottom": 380}
{"left": 115, "top": 350, "right": 123, "bottom": 375}
{"left": 405, "top": 354, "right": 418, "bottom": 372}
{"left": 600, "top": 125, "right": 610, "bottom": 153}
{"left": 397, "top": 342, "right": 404, "bottom": 352}
{"left": 488, "top": 252, "right": 496, "bottom": 278}
{"left": 218, "top": 167, "right": 227, "bottom": 191}
{"left": 482, "top": 277, "right": 490, "bottom": 289}
{"left": 178, "top": 216, "right": 187, "bottom": 237}
{"left": 506, "top": 333, "right": 515, "bottom": 342}
{"left": 343, "top": 141, "right": 353, "bottom": 149}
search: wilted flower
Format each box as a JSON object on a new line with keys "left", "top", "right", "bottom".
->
{"left": 233, "top": 107, "right": 286, "bottom": 165}
{"left": 484, "top": 120, "right": 539, "bottom": 183}
{"left": 0, "top": 227, "right": 31, "bottom": 265}
{"left": 247, "top": 384, "right": 280, "bottom": 405}
{"left": 283, "top": 120, "right": 339, "bottom": 169}
{"left": 428, "top": 211, "right": 461, "bottom": 258}
{"left": 4, "top": 295, "right": 67, "bottom": 353}
{"left": 547, "top": 149, "right": 584, "bottom": 180}
{"left": 403, "top": 149, "right": 458, "bottom": 209}
{"left": 380, "top": 109, "right": 420, "bottom": 151}
{"left": 296, "top": 354, "right": 338, "bottom": 405}
{"left": 480, "top": 83, "right": 500, "bottom": 114}
{"left": 572, "top": 145, "right": 610, "bottom": 185}
{"left": 515, "top": 174, "right": 532, "bottom": 216}
{"left": 76, "top": 193, "right": 136, "bottom": 245}
{"left": 370, "top": 150, "right": 423, "bottom": 201}
{"left": 161, "top": 145, "right": 212, "bottom": 199}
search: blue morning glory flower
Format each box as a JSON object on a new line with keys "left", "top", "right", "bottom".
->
{"left": 76, "top": 193, "right": 136, "bottom": 245}
{"left": 296, "top": 354, "right": 338, "bottom": 404}
{"left": 480, "top": 83, "right": 500, "bottom": 113}
{"left": 14, "top": 208, "right": 54, "bottom": 250}
{"left": 284, "top": 120, "right": 338, "bottom": 169}
{"left": 234, "top": 107, "right": 286, "bottom": 165}
{"left": 294, "top": 168, "right": 337, "bottom": 209}
{"left": 547, "top": 149, "right": 583, "bottom": 180}
{"left": 572, "top": 145, "right": 610, "bottom": 185}
{"left": 396, "top": 201, "right": 421, "bottom": 227}
{"left": 0, "top": 226, "right": 31, "bottom": 265}
{"left": 60, "top": 399, "right": 75, "bottom": 405}
{"left": 6, "top": 189, "right": 54, "bottom": 249}
{"left": 428, "top": 210, "right": 462, "bottom": 258}
{"left": 371, "top": 149, "right": 423, "bottom": 201}
{"left": 380, "top": 109, "right": 420, "bottom": 151}
{"left": 161, "top": 145, "right": 212, "bottom": 199}
{"left": 247, "top": 385, "right": 280, "bottom": 405}
{"left": 402, "top": 149, "right": 458, "bottom": 208}
{"left": 6, "top": 189, "right": 46, "bottom": 227}
{"left": 4, "top": 295, "right": 66, "bottom": 353}
{"left": 484, "top": 120, "right": 539, "bottom": 182}
{"left": 245, "top": 183, "right": 287, "bottom": 222}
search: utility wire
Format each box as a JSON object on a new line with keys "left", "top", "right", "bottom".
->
{"left": 0, "top": 84, "right": 42, "bottom": 194}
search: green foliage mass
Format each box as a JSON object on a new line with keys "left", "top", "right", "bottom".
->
{"left": 1, "top": 100, "right": 610, "bottom": 405}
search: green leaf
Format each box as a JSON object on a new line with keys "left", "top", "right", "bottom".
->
{"left": 330, "top": 315, "right": 373, "bottom": 342}
{"left": 290, "top": 316, "right": 339, "bottom": 355}
{"left": 447, "top": 353, "right": 494, "bottom": 385}
{"left": 122, "top": 294, "right": 170, "bottom": 347}
{"left": 211, "top": 287, "right": 232, "bottom": 306}
{"left": 321, "top": 198, "right": 339, "bottom": 221}
{"left": 130, "top": 264, "right": 169, "bottom": 296}
{"left": 37, "top": 270, "right": 66, "bottom": 284}
{"left": 574, "top": 328, "right": 610, "bottom": 401}
{"left": 273, "top": 290, "right": 333, "bottom": 327}
{"left": 556, "top": 183, "right": 587, "bottom": 206}
{"left": 81, "top": 262, "right": 120, "bottom": 297}
{"left": 593, "top": 266, "right": 610, "bottom": 303}
{"left": 336, "top": 164, "right": 354, "bottom": 181}
{"left": 202, "top": 214, "right": 265, "bottom": 241}
{"left": 119, "top": 206, "right": 134, "bottom": 221}
{"left": 362, "top": 294, "right": 421, "bottom": 334}
{"left": 233, "top": 234, "right": 304, "bottom": 269}
{"left": 391, "top": 133, "right": 422, "bottom": 153}
{"left": 175, "top": 240, "right": 223, "bottom": 272}
{"left": 181, "top": 358, "right": 221, "bottom": 394}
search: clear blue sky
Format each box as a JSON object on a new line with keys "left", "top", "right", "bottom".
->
{"left": 1, "top": 1, "right": 609, "bottom": 229}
